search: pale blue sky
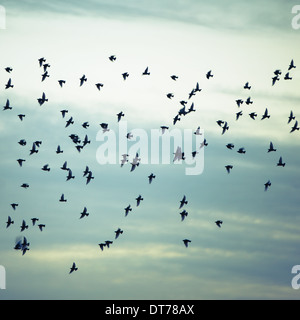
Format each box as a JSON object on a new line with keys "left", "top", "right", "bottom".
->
{"left": 0, "top": 0, "right": 300, "bottom": 299}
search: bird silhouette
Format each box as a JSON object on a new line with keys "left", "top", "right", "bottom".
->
{"left": 38, "top": 57, "right": 46, "bottom": 67}
{"left": 115, "top": 228, "right": 123, "bottom": 239}
{"left": 284, "top": 72, "right": 292, "bottom": 80}
{"left": 142, "top": 67, "right": 150, "bottom": 75}
{"left": 136, "top": 195, "right": 144, "bottom": 206}
{"left": 261, "top": 108, "right": 270, "bottom": 120}
{"left": 95, "top": 83, "right": 104, "bottom": 91}
{"left": 124, "top": 205, "right": 132, "bottom": 217}
{"left": 37, "top": 92, "right": 48, "bottom": 106}
{"left": 249, "top": 112, "right": 257, "bottom": 120}
{"left": 109, "top": 55, "right": 116, "bottom": 62}
{"left": 11, "top": 203, "right": 18, "bottom": 210}
{"left": 264, "top": 180, "right": 271, "bottom": 191}
{"left": 61, "top": 161, "right": 69, "bottom": 171}
{"left": 79, "top": 75, "right": 87, "bottom": 86}
{"left": 21, "top": 183, "right": 29, "bottom": 189}
{"left": 18, "top": 114, "right": 25, "bottom": 121}
{"left": 226, "top": 143, "right": 234, "bottom": 150}
{"left": 66, "top": 169, "right": 75, "bottom": 181}
{"left": 268, "top": 142, "right": 276, "bottom": 152}
{"left": 245, "top": 97, "right": 253, "bottom": 105}
{"left": 60, "top": 110, "right": 68, "bottom": 118}
{"left": 225, "top": 165, "right": 233, "bottom": 173}
{"left": 170, "top": 75, "right": 178, "bottom": 81}
{"left": 206, "top": 70, "right": 213, "bottom": 79}
{"left": 288, "top": 111, "right": 295, "bottom": 124}
{"left": 236, "top": 99, "right": 243, "bottom": 107}
{"left": 41, "top": 164, "right": 50, "bottom": 172}
{"left": 5, "top": 78, "right": 14, "bottom": 89}
{"left": 290, "top": 120, "right": 299, "bottom": 133}
{"left": 237, "top": 147, "right": 246, "bottom": 154}
{"left": 221, "top": 122, "right": 229, "bottom": 135}
{"left": 5, "top": 67, "right": 13, "bottom": 73}
{"left": 244, "top": 82, "right": 251, "bottom": 90}
{"left": 3, "top": 99, "right": 12, "bottom": 110}
{"left": 179, "top": 210, "right": 188, "bottom": 221}
{"left": 183, "top": 239, "right": 191, "bottom": 248}
{"left": 6, "top": 216, "right": 14, "bottom": 228}
{"left": 69, "top": 262, "right": 78, "bottom": 274}
{"left": 41, "top": 71, "right": 49, "bottom": 82}
{"left": 122, "top": 72, "right": 129, "bottom": 80}
{"left": 215, "top": 220, "right": 223, "bottom": 228}
{"left": 65, "top": 117, "right": 74, "bottom": 128}
{"left": 288, "top": 59, "right": 296, "bottom": 70}
{"left": 173, "top": 146, "right": 185, "bottom": 162}
{"left": 166, "top": 93, "right": 174, "bottom": 99}
{"left": 277, "top": 156, "right": 285, "bottom": 167}
{"left": 20, "top": 220, "right": 28, "bottom": 232}
{"left": 59, "top": 194, "right": 67, "bottom": 202}
{"left": 117, "top": 111, "right": 125, "bottom": 122}
{"left": 17, "top": 159, "right": 26, "bottom": 167}
{"left": 272, "top": 75, "right": 280, "bottom": 86}
{"left": 148, "top": 173, "right": 156, "bottom": 184}
{"left": 236, "top": 111, "right": 243, "bottom": 120}
{"left": 80, "top": 207, "right": 89, "bottom": 219}
{"left": 56, "top": 145, "right": 63, "bottom": 154}
{"left": 58, "top": 80, "right": 66, "bottom": 87}
{"left": 38, "top": 224, "right": 46, "bottom": 231}
{"left": 179, "top": 195, "right": 188, "bottom": 209}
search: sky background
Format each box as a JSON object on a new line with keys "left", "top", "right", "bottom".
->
{"left": 0, "top": 0, "right": 300, "bottom": 300}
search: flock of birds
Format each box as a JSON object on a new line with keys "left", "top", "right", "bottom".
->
{"left": 1, "top": 55, "right": 298, "bottom": 274}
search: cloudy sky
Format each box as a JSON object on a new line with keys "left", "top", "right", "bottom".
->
{"left": 0, "top": 0, "right": 300, "bottom": 300}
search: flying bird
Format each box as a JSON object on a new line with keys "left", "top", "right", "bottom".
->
{"left": 170, "top": 75, "right": 178, "bottom": 81}
{"left": 277, "top": 156, "right": 285, "bottom": 167}
{"left": 58, "top": 80, "right": 66, "bottom": 87}
{"left": 86, "top": 171, "right": 94, "bottom": 185}
{"left": 31, "top": 218, "right": 39, "bottom": 226}
{"left": 69, "top": 262, "right": 78, "bottom": 274}
{"left": 82, "top": 121, "right": 89, "bottom": 129}
{"left": 284, "top": 72, "right": 292, "bottom": 80}
{"left": 261, "top": 108, "right": 270, "bottom": 120}
{"left": 221, "top": 122, "right": 229, "bottom": 135}
{"left": 95, "top": 83, "right": 104, "bottom": 91}
{"left": 37, "top": 92, "right": 48, "bottom": 106}
{"left": 60, "top": 109, "right": 68, "bottom": 118}
{"left": 249, "top": 112, "right": 257, "bottom": 120}
{"left": 226, "top": 143, "right": 234, "bottom": 150}
{"left": 5, "top": 67, "right": 12, "bottom": 73}
{"left": 20, "top": 220, "right": 28, "bottom": 232}
{"left": 109, "top": 55, "right": 116, "bottom": 61}
{"left": 272, "top": 75, "right": 280, "bottom": 86}
{"left": 179, "top": 210, "right": 188, "bottom": 221}
{"left": 206, "top": 70, "right": 213, "bottom": 79}
{"left": 120, "top": 154, "right": 129, "bottom": 167}
{"left": 236, "top": 111, "right": 243, "bottom": 120}
{"left": 244, "top": 82, "right": 251, "bottom": 90}
{"left": 41, "top": 71, "right": 49, "bottom": 82}
{"left": 288, "top": 111, "right": 295, "bottom": 124}
{"left": 183, "top": 239, "right": 191, "bottom": 248}
{"left": 142, "top": 67, "right": 150, "bottom": 75}
{"left": 41, "top": 164, "right": 50, "bottom": 172}
{"left": 268, "top": 142, "right": 276, "bottom": 152}
{"left": 117, "top": 111, "right": 125, "bottom": 122}
{"left": 160, "top": 126, "right": 169, "bottom": 134}
{"left": 61, "top": 161, "right": 69, "bottom": 171}
{"left": 80, "top": 207, "right": 89, "bottom": 219}
{"left": 11, "top": 203, "right": 18, "bottom": 210}
{"left": 3, "top": 99, "right": 12, "bottom": 110}
{"left": 59, "top": 194, "right": 67, "bottom": 202}
{"left": 173, "top": 146, "right": 185, "bottom": 162}
{"left": 166, "top": 93, "right": 174, "bottom": 99}
{"left": 5, "top": 78, "right": 14, "bottom": 89}
{"left": 288, "top": 59, "right": 296, "bottom": 70}
{"left": 148, "top": 173, "right": 156, "bottom": 184}
{"left": 122, "top": 72, "right": 129, "bottom": 80}
{"left": 136, "top": 195, "right": 144, "bottom": 207}
{"left": 38, "top": 224, "right": 46, "bottom": 231}
{"left": 245, "top": 97, "right": 253, "bottom": 105}
{"left": 56, "top": 145, "right": 63, "bottom": 154}
{"left": 79, "top": 75, "right": 87, "bottom": 86}
{"left": 100, "top": 123, "right": 109, "bottom": 132}
{"left": 6, "top": 216, "right": 14, "bottom": 228}
{"left": 236, "top": 99, "right": 243, "bottom": 107}
{"left": 215, "top": 220, "right": 223, "bottom": 228}
{"left": 21, "top": 183, "right": 29, "bottom": 189}
{"left": 179, "top": 195, "right": 188, "bottom": 209}
{"left": 290, "top": 120, "right": 299, "bottom": 133}
{"left": 237, "top": 147, "right": 246, "bottom": 154}
{"left": 115, "top": 228, "right": 123, "bottom": 239}
{"left": 194, "top": 126, "right": 202, "bottom": 135}
{"left": 124, "top": 205, "right": 132, "bottom": 217}
{"left": 18, "top": 114, "right": 25, "bottom": 121}
{"left": 264, "top": 180, "right": 271, "bottom": 191}
{"left": 173, "top": 114, "right": 181, "bottom": 125}
{"left": 225, "top": 165, "right": 233, "bottom": 173}
{"left": 66, "top": 169, "right": 75, "bottom": 181}
{"left": 17, "top": 159, "right": 26, "bottom": 167}
{"left": 38, "top": 57, "right": 46, "bottom": 67}
{"left": 65, "top": 117, "right": 74, "bottom": 128}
